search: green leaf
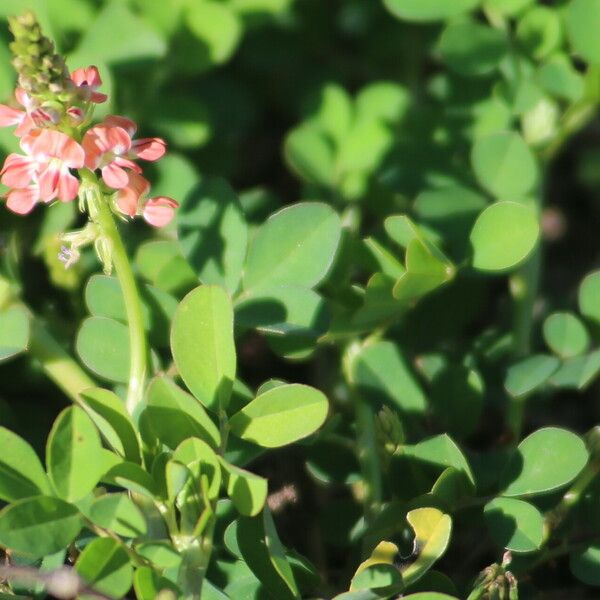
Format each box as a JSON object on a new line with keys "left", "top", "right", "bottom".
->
{"left": 102, "top": 462, "right": 158, "bottom": 498}
{"left": 484, "top": 497, "right": 544, "bottom": 553}
{"left": 355, "top": 82, "right": 411, "bottom": 125}
{"left": 237, "top": 510, "right": 300, "bottom": 599}
{"left": 0, "top": 496, "right": 82, "bottom": 559}
{"left": 178, "top": 177, "right": 248, "bottom": 294}
{"left": 76, "top": 537, "right": 133, "bottom": 599}
{"left": 383, "top": 0, "right": 480, "bottom": 22}
{"left": 517, "top": 6, "right": 562, "bottom": 60}
{"left": 171, "top": 285, "right": 237, "bottom": 412}
{"left": 570, "top": 543, "right": 600, "bottom": 586}
{"left": 351, "top": 341, "right": 426, "bottom": 414}
{"left": 404, "top": 434, "right": 475, "bottom": 485}
{"left": 402, "top": 595, "right": 458, "bottom": 600}
{"left": 550, "top": 350, "right": 600, "bottom": 390}
{"left": 567, "top": 0, "right": 600, "bottom": 65}
{"left": 184, "top": 1, "right": 242, "bottom": 67}
{"left": 0, "top": 427, "right": 52, "bottom": 501}
{"left": 145, "top": 377, "right": 221, "bottom": 449}
{"left": 46, "top": 406, "right": 107, "bottom": 502}
{"left": 135, "top": 542, "right": 182, "bottom": 569}
{"left": 243, "top": 202, "right": 342, "bottom": 291}
{"left": 229, "top": 384, "right": 328, "bottom": 448}
{"left": 85, "top": 275, "right": 177, "bottom": 348}
{"left": 505, "top": 354, "right": 560, "bottom": 398}
{"left": 484, "top": 0, "right": 534, "bottom": 16}
{"left": 76, "top": 317, "right": 129, "bottom": 383}
{"left": 470, "top": 201, "right": 539, "bottom": 271}
{"left": 80, "top": 387, "right": 140, "bottom": 463}
{"left": 471, "top": 132, "right": 539, "bottom": 199}
{"left": 579, "top": 270, "right": 600, "bottom": 324}
{"left": 543, "top": 311, "right": 590, "bottom": 358}
{"left": 393, "top": 239, "right": 455, "bottom": 303}
{"left": 172, "top": 437, "right": 221, "bottom": 499}
{"left": 0, "top": 306, "right": 30, "bottom": 362}
{"left": 133, "top": 567, "right": 180, "bottom": 600}
{"left": 402, "top": 508, "right": 452, "bottom": 587}
{"left": 351, "top": 564, "right": 403, "bottom": 593}
{"left": 284, "top": 125, "right": 335, "bottom": 187}
{"left": 502, "top": 427, "right": 589, "bottom": 496}
{"left": 73, "top": 0, "right": 167, "bottom": 65}
{"left": 219, "top": 457, "right": 268, "bottom": 516}
{"left": 86, "top": 493, "right": 147, "bottom": 538}
{"left": 438, "top": 20, "right": 507, "bottom": 77}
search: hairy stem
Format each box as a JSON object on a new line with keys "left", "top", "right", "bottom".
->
{"left": 94, "top": 199, "right": 148, "bottom": 417}
{"left": 28, "top": 316, "right": 95, "bottom": 401}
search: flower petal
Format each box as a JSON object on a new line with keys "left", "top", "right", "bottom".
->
{"left": 102, "top": 162, "right": 129, "bottom": 189}
{"left": 0, "top": 104, "right": 25, "bottom": 127}
{"left": 104, "top": 115, "right": 137, "bottom": 137}
{"left": 32, "top": 130, "right": 85, "bottom": 168}
{"left": 6, "top": 185, "right": 39, "bottom": 214}
{"left": 143, "top": 196, "right": 178, "bottom": 228}
{"left": 131, "top": 137, "right": 166, "bottom": 161}
{"left": 0, "top": 153, "right": 37, "bottom": 188}
{"left": 56, "top": 167, "right": 80, "bottom": 202}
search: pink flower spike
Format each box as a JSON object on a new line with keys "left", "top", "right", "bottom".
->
{"left": 6, "top": 184, "right": 40, "bottom": 215}
{"left": 116, "top": 172, "right": 150, "bottom": 217}
{"left": 71, "top": 66, "right": 107, "bottom": 104}
{"left": 143, "top": 196, "right": 179, "bottom": 228}
{"left": 131, "top": 137, "right": 166, "bottom": 161}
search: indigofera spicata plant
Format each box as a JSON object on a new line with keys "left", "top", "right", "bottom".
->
{"left": 1, "top": 0, "right": 600, "bottom": 598}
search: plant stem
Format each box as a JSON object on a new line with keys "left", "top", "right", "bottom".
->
{"left": 94, "top": 199, "right": 148, "bottom": 417}
{"left": 28, "top": 316, "right": 95, "bottom": 401}
{"left": 343, "top": 342, "right": 382, "bottom": 533}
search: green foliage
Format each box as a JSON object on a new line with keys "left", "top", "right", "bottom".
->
{"left": 2, "top": 1, "right": 600, "bottom": 598}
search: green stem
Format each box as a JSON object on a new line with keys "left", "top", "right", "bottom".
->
{"left": 94, "top": 199, "right": 148, "bottom": 417}
{"left": 28, "top": 317, "right": 95, "bottom": 401}
{"left": 343, "top": 343, "right": 382, "bottom": 532}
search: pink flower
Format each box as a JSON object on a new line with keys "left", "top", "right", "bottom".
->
{"left": 0, "top": 89, "right": 55, "bottom": 137}
{"left": 104, "top": 115, "right": 167, "bottom": 161}
{"left": 71, "top": 66, "right": 107, "bottom": 104}
{"left": 1, "top": 129, "right": 84, "bottom": 204}
{"left": 82, "top": 124, "right": 140, "bottom": 189}
{"left": 5, "top": 184, "right": 40, "bottom": 215}
{"left": 115, "top": 172, "right": 178, "bottom": 227}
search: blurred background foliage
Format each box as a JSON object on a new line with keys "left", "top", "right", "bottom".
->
{"left": 2, "top": 0, "right": 600, "bottom": 596}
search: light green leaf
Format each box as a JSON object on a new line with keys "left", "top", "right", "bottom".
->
{"left": 438, "top": 20, "right": 507, "bottom": 77}
{"left": 579, "top": 270, "right": 600, "bottom": 324}
{"left": 0, "top": 427, "right": 52, "bottom": 501}
{"left": 402, "top": 508, "right": 452, "bottom": 587}
{"left": 219, "top": 457, "right": 268, "bottom": 516}
{"left": 86, "top": 493, "right": 147, "bottom": 538}
{"left": 550, "top": 350, "right": 600, "bottom": 390}
{"left": 178, "top": 177, "right": 248, "bottom": 294}
{"left": 567, "top": 0, "right": 600, "bottom": 65}
{"left": 243, "top": 202, "right": 341, "bottom": 291}
{"left": 229, "top": 384, "right": 328, "bottom": 448}
{"left": 73, "top": 0, "right": 166, "bottom": 65}
{"left": 171, "top": 285, "right": 237, "bottom": 412}
{"left": 80, "top": 387, "right": 140, "bottom": 463}
{"left": 76, "top": 537, "right": 133, "bottom": 599}
{"left": 502, "top": 427, "right": 589, "bottom": 496}
{"left": 505, "top": 354, "right": 560, "bottom": 398}
{"left": 46, "top": 406, "right": 107, "bottom": 502}
{"left": 383, "top": 0, "right": 480, "bottom": 22}
{"left": 517, "top": 6, "right": 562, "bottom": 60}
{"left": 0, "top": 496, "right": 82, "bottom": 559}
{"left": 0, "top": 306, "right": 30, "bottom": 363}
{"left": 145, "top": 377, "right": 221, "bottom": 449}
{"left": 484, "top": 497, "right": 544, "bottom": 553}
{"left": 133, "top": 566, "right": 180, "bottom": 600}
{"left": 543, "top": 311, "right": 590, "bottom": 358}
{"left": 102, "top": 462, "right": 158, "bottom": 498}
{"left": 76, "top": 317, "right": 129, "bottom": 383}
{"left": 470, "top": 201, "right": 539, "bottom": 271}
{"left": 284, "top": 125, "right": 335, "bottom": 187}
{"left": 350, "top": 341, "right": 426, "bottom": 414}
{"left": 471, "top": 132, "right": 539, "bottom": 199}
